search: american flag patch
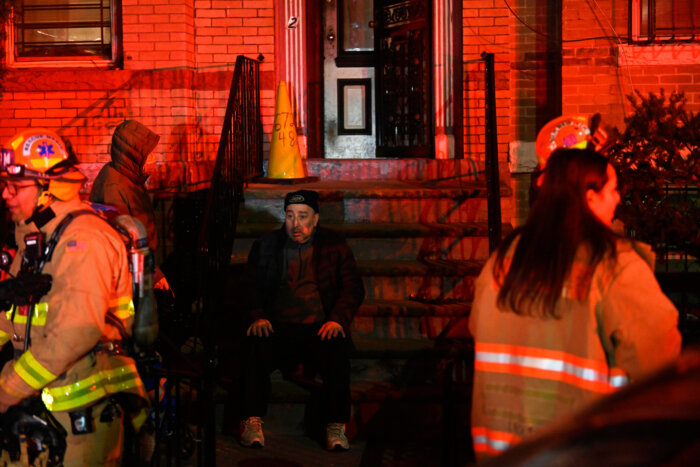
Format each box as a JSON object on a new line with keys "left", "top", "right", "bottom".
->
{"left": 66, "top": 240, "right": 88, "bottom": 253}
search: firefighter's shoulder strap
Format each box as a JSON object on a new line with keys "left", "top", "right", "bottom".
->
{"left": 41, "top": 208, "right": 158, "bottom": 351}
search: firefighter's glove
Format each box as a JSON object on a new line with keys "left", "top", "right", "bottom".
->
{"left": 1, "top": 403, "right": 67, "bottom": 466}
{"left": 12, "top": 273, "right": 53, "bottom": 306}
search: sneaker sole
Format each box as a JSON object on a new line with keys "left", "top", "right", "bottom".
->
{"left": 327, "top": 443, "right": 349, "bottom": 451}
{"left": 241, "top": 440, "right": 264, "bottom": 448}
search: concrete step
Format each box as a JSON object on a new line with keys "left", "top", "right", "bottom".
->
{"left": 231, "top": 222, "right": 508, "bottom": 261}
{"left": 353, "top": 299, "right": 471, "bottom": 340}
{"left": 261, "top": 381, "right": 471, "bottom": 441}
{"left": 227, "top": 258, "right": 480, "bottom": 303}
{"left": 254, "top": 340, "right": 475, "bottom": 440}
{"left": 301, "top": 157, "right": 506, "bottom": 182}
{"left": 358, "top": 259, "right": 481, "bottom": 301}
{"left": 239, "top": 179, "right": 512, "bottom": 224}
{"left": 229, "top": 260, "right": 480, "bottom": 301}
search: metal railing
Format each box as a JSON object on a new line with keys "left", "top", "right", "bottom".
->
{"left": 150, "top": 55, "right": 262, "bottom": 467}
{"left": 198, "top": 54, "right": 263, "bottom": 282}
{"left": 482, "top": 52, "right": 502, "bottom": 253}
{"left": 195, "top": 54, "right": 262, "bottom": 466}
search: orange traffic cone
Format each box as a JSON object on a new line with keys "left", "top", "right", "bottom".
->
{"left": 267, "top": 81, "right": 307, "bottom": 179}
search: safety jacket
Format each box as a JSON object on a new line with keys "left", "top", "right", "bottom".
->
{"left": 0, "top": 197, "right": 149, "bottom": 428}
{"left": 469, "top": 238, "right": 681, "bottom": 459}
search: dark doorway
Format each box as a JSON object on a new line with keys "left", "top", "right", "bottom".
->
{"left": 375, "top": 0, "right": 433, "bottom": 158}
{"left": 308, "top": 0, "right": 434, "bottom": 159}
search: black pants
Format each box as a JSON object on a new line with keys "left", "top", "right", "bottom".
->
{"left": 240, "top": 322, "right": 351, "bottom": 424}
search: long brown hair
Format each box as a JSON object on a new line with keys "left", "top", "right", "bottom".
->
{"left": 494, "top": 148, "right": 618, "bottom": 317}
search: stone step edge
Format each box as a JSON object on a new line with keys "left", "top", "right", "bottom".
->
{"left": 302, "top": 158, "right": 498, "bottom": 181}
{"left": 357, "top": 298, "right": 471, "bottom": 317}
{"left": 358, "top": 259, "right": 484, "bottom": 276}
{"left": 262, "top": 378, "right": 474, "bottom": 405}
{"left": 242, "top": 179, "right": 512, "bottom": 200}
{"left": 215, "top": 379, "right": 474, "bottom": 407}
{"left": 234, "top": 222, "right": 512, "bottom": 238}
{"left": 229, "top": 259, "right": 485, "bottom": 276}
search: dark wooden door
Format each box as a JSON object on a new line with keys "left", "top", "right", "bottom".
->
{"left": 375, "top": 0, "right": 433, "bottom": 158}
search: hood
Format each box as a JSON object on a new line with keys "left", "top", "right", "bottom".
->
{"left": 110, "top": 120, "right": 160, "bottom": 184}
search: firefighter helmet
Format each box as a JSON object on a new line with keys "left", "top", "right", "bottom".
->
{"left": 535, "top": 114, "right": 618, "bottom": 169}
{"left": 535, "top": 115, "right": 591, "bottom": 168}
{"left": 1, "top": 129, "right": 86, "bottom": 202}
{"left": 1, "top": 129, "right": 84, "bottom": 181}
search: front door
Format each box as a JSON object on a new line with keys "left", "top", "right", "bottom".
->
{"left": 375, "top": 0, "right": 433, "bottom": 158}
{"left": 320, "top": 0, "right": 433, "bottom": 158}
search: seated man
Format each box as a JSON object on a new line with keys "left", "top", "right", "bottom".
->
{"left": 239, "top": 189, "right": 365, "bottom": 451}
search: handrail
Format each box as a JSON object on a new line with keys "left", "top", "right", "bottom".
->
{"left": 482, "top": 52, "right": 502, "bottom": 253}
{"left": 198, "top": 55, "right": 262, "bottom": 290}
{"left": 194, "top": 54, "right": 262, "bottom": 466}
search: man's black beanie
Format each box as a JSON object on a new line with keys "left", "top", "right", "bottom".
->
{"left": 284, "top": 189, "right": 319, "bottom": 213}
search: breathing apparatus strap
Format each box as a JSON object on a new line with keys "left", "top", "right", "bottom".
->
{"left": 38, "top": 210, "right": 134, "bottom": 346}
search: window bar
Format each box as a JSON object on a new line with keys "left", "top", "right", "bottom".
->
{"left": 649, "top": 0, "right": 656, "bottom": 42}
{"left": 100, "top": 0, "right": 105, "bottom": 51}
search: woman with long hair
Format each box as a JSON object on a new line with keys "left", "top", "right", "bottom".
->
{"left": 469, "top": 148, "right": 681, "bottom": 459}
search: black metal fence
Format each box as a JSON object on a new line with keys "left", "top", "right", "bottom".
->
{"left": 198, "top": 54, "right": 264, "bottom": 280}
{"left": 482, "top": 52, "right": 502, "bottom": 253}
{"left": 151, "top": 55, "right": 263, "bottom": 466}
{"left": 652, "top": 184, "right": 700, "bottom": 344}
{"left": 196, "top": 54, "right": 263, "bottom": 466}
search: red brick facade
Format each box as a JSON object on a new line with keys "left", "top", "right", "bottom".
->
{"left": 463, "top": 0, "right": 700, "bottom": 159}
{"left": 0, "top": 0, "right": 277, "bottom": 192}
{"left": 1, "top": 0, "right": 699, "bottom": 193}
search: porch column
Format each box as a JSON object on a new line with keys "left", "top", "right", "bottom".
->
{"left": 275, "top": 0, "right": 308, "bottom": 157}
{"left": 433, "top": 0, "right": 456, "bottom": 159}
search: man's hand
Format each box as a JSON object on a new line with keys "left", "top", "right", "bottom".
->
{"left": 318, "top": 321, "right": 346, "bottom": 340}
{"left": 246, "top": 319, "right": 274, "bottom": 337}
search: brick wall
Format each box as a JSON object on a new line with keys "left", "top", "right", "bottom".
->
{"left": 480, "top": 0, "right": 700, "bottom": 152}
{"left": 492, "top": 0, "right": 700, "bottom": 224}
{"left": 462, "top": 0, "right": 513, "bottom": 163}
{"left": 0, "top": 0, "right": 276, "bottom": 193}
{"left": 561, "top": 0, "right": 700, "bottom": 128}
{"left": 2, "top": 0, "right": 700, "bottom": 194}
{"left": 462, "top": 0, "right": 515, "bottom": 227}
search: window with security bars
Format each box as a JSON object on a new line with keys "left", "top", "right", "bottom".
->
{"left": 630, "top": 0, "right": 700, "bottom": 42}
{"left": 13, "top": 0, "right": 118, "bottom": 61}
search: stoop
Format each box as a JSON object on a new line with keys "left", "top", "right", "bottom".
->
{"left": 223, "top": 158, "right": 511, "bottom": 457}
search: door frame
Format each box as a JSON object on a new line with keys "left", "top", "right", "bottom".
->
{"left": 303, "top": 0, "right": 462, "bottom": 159}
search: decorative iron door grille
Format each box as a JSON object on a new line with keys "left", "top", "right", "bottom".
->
{"left": 376, "top": 0, "right": 433, "bottom": 158}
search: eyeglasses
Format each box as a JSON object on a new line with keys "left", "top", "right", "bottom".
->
{"left": 0, "top": 181, "right": 37, "bottom": 197}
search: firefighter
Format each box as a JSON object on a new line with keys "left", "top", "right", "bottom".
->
{"left": 0, "top": 129, "right": 149, "bottom": 465}
{"left": 469, "top": 147, "right": 681, "bottom": 459}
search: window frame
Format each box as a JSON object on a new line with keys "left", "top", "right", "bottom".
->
{"left": 629, "top": 0, "right": 699, "bottom": 43}
{"left": 5, "top": 0, "right": 122, "bottom": 68}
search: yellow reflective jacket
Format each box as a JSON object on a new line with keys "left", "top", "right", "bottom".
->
{"left": 469, "top": 238, "right": 682, "bottom": 459}
{"left": 0, "top": 197, "right": 148, "bottom": 423}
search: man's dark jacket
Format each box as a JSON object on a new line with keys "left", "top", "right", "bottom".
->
{"left": 244, "top": 226, "right": 365, "bottom": 332}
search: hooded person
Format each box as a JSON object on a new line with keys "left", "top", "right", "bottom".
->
{"left": 89, "top": 119, "right": 169, "bottom": 289}
{"left": 0, "top": 128, "right": 150, "bottom": 465}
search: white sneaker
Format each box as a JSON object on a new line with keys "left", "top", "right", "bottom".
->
{"left": 325, "top": 423, "right": 349, "bottom": 451}
{"left": 240, "top": 416, "right": 264, "bottom": 447}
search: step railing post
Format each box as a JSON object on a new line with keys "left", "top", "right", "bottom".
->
{"left": 482, "top": 52, "right": 502, "bottom": 252}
